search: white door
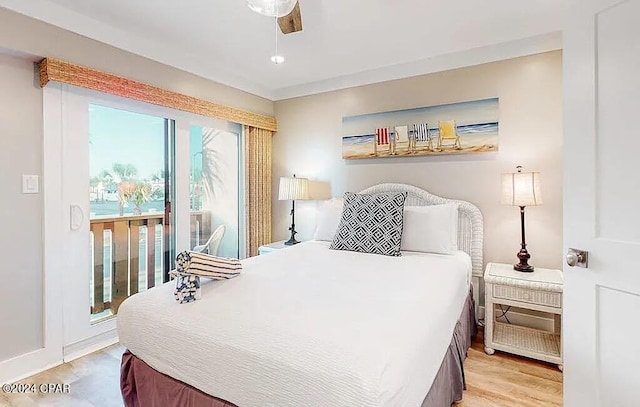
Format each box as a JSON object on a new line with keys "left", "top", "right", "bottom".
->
{"left": 564, "top": 0, "right": 640, "bottom": 406}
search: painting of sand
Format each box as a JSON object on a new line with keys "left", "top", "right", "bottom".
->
{"left": 342, "top": 98, "right": 499, "bottom": 159}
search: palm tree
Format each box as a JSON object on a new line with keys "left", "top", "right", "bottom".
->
{"left": 112, "top": 162, "right": 138, "bottom": 182}
{"left": 96, "top": 170, "right": 114, "bottom": 201}
{"left": 131, "top": 183, "right": 152, "bottom": 215}
{"left": 112, "top": 163, "right": 139, "bottom": 215}
{"left": 201, "top": 128, "right": 226, "bottom": 203}
{"left": 98, "top": 169, "right": 114, "bottom": 186}
{"left": 90, "top": 176, "right": 101, "bottom": 188}
{"left": 89, "top": 176, "right": 101, "bottom": 202}
{"left": 151, "top": 170, "right": 165, "bottom": 183}
{"left": 117, "top": 182, "right": 135, "bottom": 216}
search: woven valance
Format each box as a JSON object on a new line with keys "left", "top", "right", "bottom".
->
{"left": 38, "top": 58, "right": 277, "bottom": 132}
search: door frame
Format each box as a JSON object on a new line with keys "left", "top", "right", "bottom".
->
{"left": 0, "top": 84, "right": 66, "bottom": 384}
{"left": 58, "top": 86, "right": 182, "bottom": 357}
{"left": 40, "top": 84, "right": 245, "bottom": 363}
{"left": 187, "top": 120, "right": 246, "bottom": 259}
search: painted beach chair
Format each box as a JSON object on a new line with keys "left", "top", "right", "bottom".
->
{"left": 438, "top": 120, "right": 461, "bottom": 150}
{"left": 375, "top": 127, "right": 390, "bottom": 155}
{"left": 394, "top": 125, "right": 409, "bottom": 154}
{"left": 413, "top": 123, "right": 434, "bottom": 151}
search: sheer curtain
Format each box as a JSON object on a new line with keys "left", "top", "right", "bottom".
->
{"left": 245, "top": 126, "right": 273, "bottom": 257}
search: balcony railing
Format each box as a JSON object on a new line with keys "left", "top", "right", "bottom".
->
{"left": 90, "top": 211, "right": 208, "bottom": 319}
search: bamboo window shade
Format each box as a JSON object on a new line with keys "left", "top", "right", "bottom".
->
{"left": 245, "top": 126, "right": 273, "bottom": 257}
{"left": 38, "top": 58, "right": 277, "bottom": 131}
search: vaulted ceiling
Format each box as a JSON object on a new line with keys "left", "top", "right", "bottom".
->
{"left": 0, "top": 0, "right": 562, "bottom": 100}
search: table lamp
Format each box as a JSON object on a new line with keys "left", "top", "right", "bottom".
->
{"left": 278, "top": 175, "right": 309, "bottom": 245}
{"left": 501, "top": 166, "right": 542, "bottom": 272}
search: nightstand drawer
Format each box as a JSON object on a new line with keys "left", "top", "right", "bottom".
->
{"left": 492, "top": 284, "right": 562, "bottom": 308}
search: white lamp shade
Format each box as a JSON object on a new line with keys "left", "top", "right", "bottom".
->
{"left": 247, "top": 0, "right": 297, "bottom": 17}
{"left": 278, "top": 177, "right": 309, "bottom": 200}
{"left": 501, "top": 171, "right": 542, "bottom": 206}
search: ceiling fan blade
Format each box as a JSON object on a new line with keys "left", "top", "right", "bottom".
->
{"left": 278, "top": 1, "right": 302, "bottom": 34}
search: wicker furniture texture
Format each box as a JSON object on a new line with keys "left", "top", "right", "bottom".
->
{"left": 484, "top": 262, "right": 563, "bottom": 370}
{"left": 360, "top": 183, "right": 484, "bottom": 278}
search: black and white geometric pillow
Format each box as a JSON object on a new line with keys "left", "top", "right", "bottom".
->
{"left": 330, "top": 192, "right": 408, "bottom": 256}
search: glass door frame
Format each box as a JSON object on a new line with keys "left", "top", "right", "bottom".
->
{"left": 86, "top": 103, "right": 176, "bottom": 324}
{"left": 42, "top": 85, "right": 246, "bottom": 360}
{"left": 187, "top": 120, "right": 246, "bottom": 259}
{"left": 173, "top": 114, "right": 247, "bottom": 262}
{"left": 58, "top": 87, "right": 183, "bottom": 353}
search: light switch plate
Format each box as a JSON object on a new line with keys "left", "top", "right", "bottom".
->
{"left": 22, "top": 174, "right": 39, "bottom": 194}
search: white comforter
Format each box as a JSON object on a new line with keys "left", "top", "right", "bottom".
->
{"left": 117, "top": 241, "right": 471, "bottom": 407}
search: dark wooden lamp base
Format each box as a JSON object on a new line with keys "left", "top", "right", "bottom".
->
{"left": 514, "top": 206, "right": 534, "bottom": 272}
{"left": 284, "top": 199, "right": 300, "bottom": 246}
{"left": 514, "top": 248, "right": 534, "bottom": 272}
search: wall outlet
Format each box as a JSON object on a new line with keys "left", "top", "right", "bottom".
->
{"left": 22, "top": 174, "right": 39, "bottom": 194}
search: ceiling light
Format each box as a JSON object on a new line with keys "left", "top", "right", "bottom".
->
{"left": 270, "top": 12, "right": 285, "bottom": 65}
{"left": 247, "top": 0, "right": 296, "bottom": 17}
{"left": 271, "top": 55, "right": 285, "bottom": 64}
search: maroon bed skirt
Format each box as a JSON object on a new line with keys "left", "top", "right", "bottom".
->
{"left": 121, "top": 353, "right": 234, "bottom": 407}
{"left": 121, "top": 290, "right": 476, "bottom": 407}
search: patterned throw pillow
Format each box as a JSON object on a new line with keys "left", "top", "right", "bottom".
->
{"left": 330, "top": 192, "right": 408, "bottom": 256}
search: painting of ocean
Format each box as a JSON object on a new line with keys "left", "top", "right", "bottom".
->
{"left": 342, "top": 98, "right": 499, "bottom": 159}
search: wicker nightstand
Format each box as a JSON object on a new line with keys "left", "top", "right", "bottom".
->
{"left": 484, "top": 262, "right": 563, "bottom": 370}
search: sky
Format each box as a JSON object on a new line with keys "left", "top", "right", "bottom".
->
{"left": 190, "top": 125, "right": 204, "bottom": 177}
{"left": 88, "top": 105, "right": 230, "bottom": 181}
{"left": 89, "top": 104, "right": 166, "bottom": 179}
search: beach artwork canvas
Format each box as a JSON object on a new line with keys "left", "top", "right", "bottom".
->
{"left": 342, "top": 98, "right": 499, "bottom": 159}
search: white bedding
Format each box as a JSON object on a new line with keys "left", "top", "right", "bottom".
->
{"left": 117, "top": 241, "right": 471, "bottom": 407}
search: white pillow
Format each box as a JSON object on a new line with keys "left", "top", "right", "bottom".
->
{"left": 313, "top": 198, "right": 344, "bottom": 241}
{"left": 401, "top": 204, "right": 459, "bottom": 254}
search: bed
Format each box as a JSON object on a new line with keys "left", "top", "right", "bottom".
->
{"left": 117, "top": 183, "right": 483, "bottom": 407}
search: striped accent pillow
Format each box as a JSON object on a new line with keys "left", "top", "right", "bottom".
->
{"left": 175, "top": 251, "right": 242, "bottom": 280}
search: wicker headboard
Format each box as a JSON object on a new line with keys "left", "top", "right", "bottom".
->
{"left": 359, "top": 183, "right": 484, "bottom": 278}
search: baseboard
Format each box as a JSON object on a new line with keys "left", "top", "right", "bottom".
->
{"left": 478, "top": 306, "right": 555, "bottom": 331}
{"left": 3, "top": 361, "right": 62, "bottom": 385}
{"left": 0, "top": 348, "right": 63, "bottom": 384}
{"left": 1, "top": 328, "right": 119, "bottom": 383}
{"left": 63, "top": 328, "right": 119, "bottom": 362}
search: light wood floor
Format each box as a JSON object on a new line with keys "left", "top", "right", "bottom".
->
{"left": 2, "top": 329, "right": 562, "bottom": 406}
{"left": 458, "top": 329, "right": 563, "bottom": 406}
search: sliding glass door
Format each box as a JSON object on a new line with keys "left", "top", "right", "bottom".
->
{"left": 88, "top": 105, "right": 175, "bottom": 323}
{"left": 51, "top": 85, "right": 244, "bottom": 358}
{"left": 58, "top": 89, "right": 178, "bottom": 352}
{"left": 189, "top": 124, "right": 243, "bottom": 259}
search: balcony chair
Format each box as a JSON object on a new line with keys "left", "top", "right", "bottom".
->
{"left": 193, "top": 224, "right": 226, "bottom": 256}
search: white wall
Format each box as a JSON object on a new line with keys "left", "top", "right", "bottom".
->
{"left": 273, "top": 51, "right": 563, "bottom": 271}
{"left": 0, "top": 54, "right": 43, "bottom": 361}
